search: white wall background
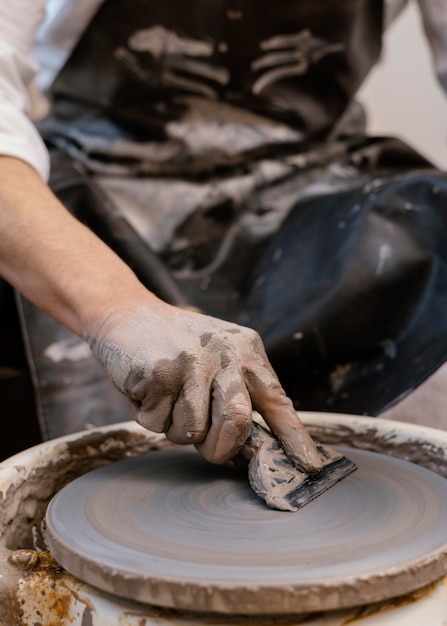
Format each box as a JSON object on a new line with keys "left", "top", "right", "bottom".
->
{"left": 357, "top": 2, "right": 447, "bottom": 169}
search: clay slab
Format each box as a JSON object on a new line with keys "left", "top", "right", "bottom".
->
{"left": 45, "top": 446, "right": 447, "bottom": 614}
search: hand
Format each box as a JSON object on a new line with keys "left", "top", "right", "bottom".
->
{"left": 88, "top": 300, "right": 323, "bottom": 470}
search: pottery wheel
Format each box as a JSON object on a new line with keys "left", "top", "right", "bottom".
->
{"left": 45, "top": 446, "right": 447, "bottom": 614}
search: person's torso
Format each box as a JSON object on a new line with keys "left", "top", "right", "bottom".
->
{"left": 39, "top": 0, "right": 393, "bottom": 173}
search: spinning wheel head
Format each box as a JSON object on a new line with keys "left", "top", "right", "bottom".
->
{"left": 46, "top": 446, "right": 447, "bottom": 614}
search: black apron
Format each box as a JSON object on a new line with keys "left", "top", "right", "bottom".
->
{"left": 19, "top": 0, "right": 447, "bottom": 439}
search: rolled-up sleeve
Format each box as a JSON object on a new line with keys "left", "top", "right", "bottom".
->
{"left": 0, "top": 3, "right": 49, "bottom": 180}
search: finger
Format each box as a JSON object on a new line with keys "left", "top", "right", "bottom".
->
{"left": 166, "top": 379, "right": 211, "bottom": 444}
{"left": 243, "top": 361, "right": 323, "bottom": 472}
{"left": 124, "top": 365, "right": 179, "bottom": 433}
{"left": 133, "top": 393, "right": 175, "bottom": 433}
{"left": 196, "top": 368, "right": 252, "bottom": 464}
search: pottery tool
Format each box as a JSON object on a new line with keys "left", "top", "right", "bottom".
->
{"left": 239, "top": 421, "right": 357, "bottom": 511}
{"left": 45, "top": 445, "right": 447, "bottom": 614}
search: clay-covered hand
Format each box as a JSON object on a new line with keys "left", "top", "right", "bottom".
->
{"left": 88, "top": 302, "right": 322, "bottom": 470}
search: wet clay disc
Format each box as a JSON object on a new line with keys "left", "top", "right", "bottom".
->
{"left": 45, "top": 446, "right": 447, "bottom": 614}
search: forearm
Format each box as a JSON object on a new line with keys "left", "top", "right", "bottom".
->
{"left": 0, "top": 157, "right": 322, "bottom": 469}
{"left": 0, "top": 156, "right": 161, "bottom": 337}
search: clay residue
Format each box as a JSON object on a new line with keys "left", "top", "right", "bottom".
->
{"left": 0, "top": 428, "right": 174, "bottom": 626}
{"left": 343, "top": 579, "right": 440, "bottom": 623}
{"left": 2, "top": 548, "right": 96, "bottom": 626}
{"left": 0, "top": 429, "right": 172, "bottom": 551}
{"left": 0, "top": 553, "right": 23, "bottom": 626}
{"left": 2, "top": 418, "right": 447, "bottom": 621}
{"left": 2, "top": 421, "right": 445, "bottom": 555}
{"left": 306, "top": 423, "right": 447, "bottom": 477}
{"left": 45, "top": 442, "right": 447, "bottom": 615}
{"left": 329, "top": 363, "right": 354, "bottom": 393}
{"left": 243, "top": 422, "right": 356, "bottom": 511}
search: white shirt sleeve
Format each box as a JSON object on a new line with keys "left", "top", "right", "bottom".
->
{"left": 0, "top": 2, "right": 50, "bottom": 180}
{"left": 417, "top": 0, "right": 447, "bottom": 93}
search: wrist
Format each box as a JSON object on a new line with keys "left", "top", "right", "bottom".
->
{"left": 79, "top": 279, "right": 180, "bottom": 343}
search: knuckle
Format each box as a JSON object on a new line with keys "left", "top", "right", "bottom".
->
{"left": 221, "top": 411, "right": 252, "bottom": 440}
{"left": 134, "top": 397, "right": 173, "bottom": 433}
{"left": 240, "top": 326, "right": 261, "bottom": 345}
{"left": 220, "top": 391, "right": 251, "bottom": 423}
{"left": 263, "top": 386, "right": 290, "bottom": 408}
{"left": 266, "top": 379, "right": 287, "bottom": 396}
{"left": 222, "top": 407, "right": 251, "bottom": 424}
{"left": 247, "top": 327, "right": 264, "bottom": 347}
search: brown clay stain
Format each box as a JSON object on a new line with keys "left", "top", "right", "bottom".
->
{"left": 123, "top": 606, "right": 327, "bottom": 625}
{"left": 341, "top": 579, "right": 439, "bottom": 624}
{"left": 0, "top": 588, "right": 22, "bottom": 626}
{"left": 8, "top": 550, "right": 76, "bottom": 625}
{"left": 2, "top": 422, "right": 446, "bottom": 623}
{"left": 306, "top": 422, "right": 447, "bottom": 477}
{"left": 0, "top": 427, "right": 173, "bottom": 625}
{"left": 1, "top": 429, "right": 171, "bottom": 552}
{"left": 9, "top": 550, "right": 63, "bottom": 574}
